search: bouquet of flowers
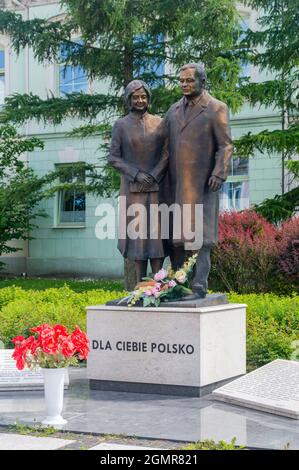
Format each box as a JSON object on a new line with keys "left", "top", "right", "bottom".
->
{"left": 127, "top": 253, "right": 198, "bottom": 307}
{"left": 12, "top": 324, "right": 90, "bottom": 370}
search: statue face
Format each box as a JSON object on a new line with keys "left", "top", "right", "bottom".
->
{"left": 179, "top": 68, "right": 204, "bottom": 98}
{"left": 130, "top": 87, "right": 149, "bottom": 111}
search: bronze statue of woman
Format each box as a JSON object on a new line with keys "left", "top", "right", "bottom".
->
{"left": 109, "top": 80, "right": 168, "bottom": 282}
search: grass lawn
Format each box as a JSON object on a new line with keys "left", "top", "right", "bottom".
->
{"left": 0, "top": 277, "right": 125, "bottom": 293}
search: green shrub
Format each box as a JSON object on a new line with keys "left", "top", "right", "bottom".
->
{"left": 0, "top": 285, "right": 127, "bottom": 347}
{"left": 182, "top": 437, "right": 244, "bottom": 450}
{"left": 0, "top": 284, "right": 297, "bottom": 372}
{"left": 228, "top": 292, "right": 299, "bottom": 370}
{"left": 0, "top": 278, "right": 125, "bottom": 292}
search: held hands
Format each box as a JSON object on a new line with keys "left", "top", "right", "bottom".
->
{"left": 208, "top": 175, "right": 224, "bottom": 192}
{"left": 136, "top": 171, "right": 155, "bottom": 191}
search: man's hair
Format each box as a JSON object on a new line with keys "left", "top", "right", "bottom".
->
{"left": 180, "top": 63, "right": 206, "bottom": 81}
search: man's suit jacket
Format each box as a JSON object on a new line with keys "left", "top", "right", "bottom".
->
{"left": 164, "top": 90, "right": 233, "bottom": 247}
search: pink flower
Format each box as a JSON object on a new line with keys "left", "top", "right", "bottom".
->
{"left": 145, "top": 290, "right": 153, "bottom": 296}
{"left": 168, "top": 280, "right": 177, "bottom": 288}
{"left": 152, "top": 288, "right": 161, "bottom": 298}
{"left": 154, "top": 268, "right": 168, "bottom": 282}
{"left": 154, "top": 283, "right": 161, "bottom": 291}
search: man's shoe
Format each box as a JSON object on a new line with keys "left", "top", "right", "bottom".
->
{"left": 181, "top": 290, "right": 206, "bottom": 301}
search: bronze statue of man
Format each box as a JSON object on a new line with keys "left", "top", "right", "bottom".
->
{"left": 164, "top": 63, "right": 233, "bottom": 298}
{"left": 109, "top": 80, "right": 168, "bottom": 282}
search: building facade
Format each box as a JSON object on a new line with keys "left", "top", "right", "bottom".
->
{"left": 0, "top": 0, "right": 285, "bottom": 278}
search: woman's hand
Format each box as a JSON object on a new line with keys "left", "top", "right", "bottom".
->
{"left": 136, "top": 171, "right": 154, "bottom": 191}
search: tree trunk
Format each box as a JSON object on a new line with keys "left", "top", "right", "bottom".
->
{"left": 123, "top": 13, "right": 135, "bottom": 291}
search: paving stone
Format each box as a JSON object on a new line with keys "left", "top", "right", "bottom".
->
{"left": 0, "top": 433, "right": 75, "bottom": 450}
{"left": 90, "top": 443, "right": 163, "bottom": 450}
{"left": 0, "top": 368, "right": 298, "bottom": 450}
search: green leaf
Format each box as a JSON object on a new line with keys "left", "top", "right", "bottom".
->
{"left": 143, "top": 296, "right": 152, "bottom": 307}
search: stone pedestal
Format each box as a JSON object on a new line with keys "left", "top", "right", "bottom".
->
{"left": 86, "top": 303, "right": 246, "bottom": 397}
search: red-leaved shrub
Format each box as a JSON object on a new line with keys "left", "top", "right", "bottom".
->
{"left": 210, "top": 210, "right": 296, "bottom": 293}
{"left": 277, "top": 217, "right": 299, "bottom": 285}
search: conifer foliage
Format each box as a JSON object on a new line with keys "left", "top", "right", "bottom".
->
{"left": 235, "top": 0, "right": 299, "bottom": 221}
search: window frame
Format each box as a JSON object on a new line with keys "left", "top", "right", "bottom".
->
{"left": 0, "top": 46, "right": 5, "bottom": 107}
{"left": 53, "top": 163, "right": 87, "bottom": 229}
{"left": 220, "top": 153, "right": 250, "bottom": 212}
{"left": 56, "top": 38, "right": 89, "bottom": 97}
{"left": 220, "top": 177, "right": 250, "bottom": 212}
{"left": 238, "top": 12, "right": 251, "bottom": 79}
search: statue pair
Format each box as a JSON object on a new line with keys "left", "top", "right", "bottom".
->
{"left": 109, "top": 63, "right": 233, "bottom": 299}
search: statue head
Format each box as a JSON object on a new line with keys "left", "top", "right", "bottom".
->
{"left": 124, "top": 80, "right": 151, "bottom": 112}
{"left": 179, "top": 63, "right": 206, "bottom": 98}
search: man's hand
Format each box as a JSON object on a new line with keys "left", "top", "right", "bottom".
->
{"left": 208, "top": 175, "right": 224, "bottom": 192}
{"left": 136, "top": 171, "right": 154, "bottom": 191}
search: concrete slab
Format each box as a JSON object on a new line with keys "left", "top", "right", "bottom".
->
{"left": 0, "top": 368, "right": 298, "bottom": 450}
{"left": 0, "top": 433, "right": 74, "bottom": 450}
{"left": 90, "top": 443, "right": 161, "bottom": 450}
{"left": 87, "top": 303, "right": 246, "bottom": 395}
{"left": 213, "top": 360, "right": 299, "bottom": 419}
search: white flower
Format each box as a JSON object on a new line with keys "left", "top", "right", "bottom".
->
{"left": 174, "top": 270, "right": 187, "bottom": 284}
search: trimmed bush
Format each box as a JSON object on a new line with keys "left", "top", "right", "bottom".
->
{"left": 0, "top": 283, "right": 297, "bottom": 371}
{"left": 228, "top": 292, "right": 299, "bottom": 370}
{"left": 0, "top": 278, "right": 125, "bottom": 292}
{"left": 210, "top": 211, "right": 298, "bottom": 294}
{"left": 277, "top": 217, "right": 299, "bottom": 284}
{"left": 0, "top": 285, "right": 126, "bottom": 348}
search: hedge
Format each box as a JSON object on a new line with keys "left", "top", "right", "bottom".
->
{"left": 0, "top": 285, "right": 298, "bottom": 371}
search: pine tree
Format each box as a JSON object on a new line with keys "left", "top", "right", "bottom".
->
{"left": 0, "top": 0, "right": 244, "bottom": 286}
{"left": 235, "top": 0, "right": 299, "bottom": 222}
{"left": 0, "top": 1, "right": 244, "bottom": 149}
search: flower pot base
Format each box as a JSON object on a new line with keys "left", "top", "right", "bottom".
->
{"left": 42, "top": 368, "right": 67, "bottom": 429}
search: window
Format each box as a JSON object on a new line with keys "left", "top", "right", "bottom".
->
{"left": 134, "top": 34, "right": 165, "bottom": 87}
{"left": 219, "top": 181, "right": 250, "bottom": 211}
{"left": 228, "top": 156, "right": 249, "bottom": 177}
{"left": 239, "top": 15, "right": 250, "bottom": 78}
{"left": 56, "top": 165, "right": 86, "bottom": 225}
{"left": 0, "top": 49, "right": 5, "bottom": 106}
{"left": 219, "top": 157, "right": 250, "bottom": 211}
{"left": 58, "top": 41, "right": 88, "bottom": 96}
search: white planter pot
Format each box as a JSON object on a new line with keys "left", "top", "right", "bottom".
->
{"left": 42, "top": 368, "right": 67, "bottom": 427}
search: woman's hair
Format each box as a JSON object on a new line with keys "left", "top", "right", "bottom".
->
{"left": 124, "top": 80, "right": 151, "bottom": 109}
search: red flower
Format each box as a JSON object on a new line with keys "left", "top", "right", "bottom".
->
{"left": 71, "top": 326, "right": 89, "bottom": 359}
{"left": 15, "top": 355, "right": 26, "bottom": 371}
{"left": 12, "top": 335, "right": 36, "bottom": 370}
{"left": 53, "top": 324, "right": 69, "bottom": 340}
{"left": 12, "top": 324, "right": 90, "bottom": 367}
{"left": 38, "top": 325, "right": 58, "bottom": 354}
{"left": 60, "top": 337, "right": 76, "bottom": 357}
{"left": 12, "top": 336, "right": 25, "bottom": 345}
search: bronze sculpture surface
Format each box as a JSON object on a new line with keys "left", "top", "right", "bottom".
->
{"left": 109, "top": 80, "right": 168, "bottom": 282}
{"left": 164, "top": 63, "right": 233, "bottom": 299}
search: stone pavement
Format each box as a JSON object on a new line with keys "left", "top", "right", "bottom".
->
{"left": 0, "top": 431, "right": 167, "bottom": 450}
{"left": 0, "top": 368, "right": 298, "bottom": 450}
{"left": 0, "top": 433, "right": 75, "bottom": 450}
